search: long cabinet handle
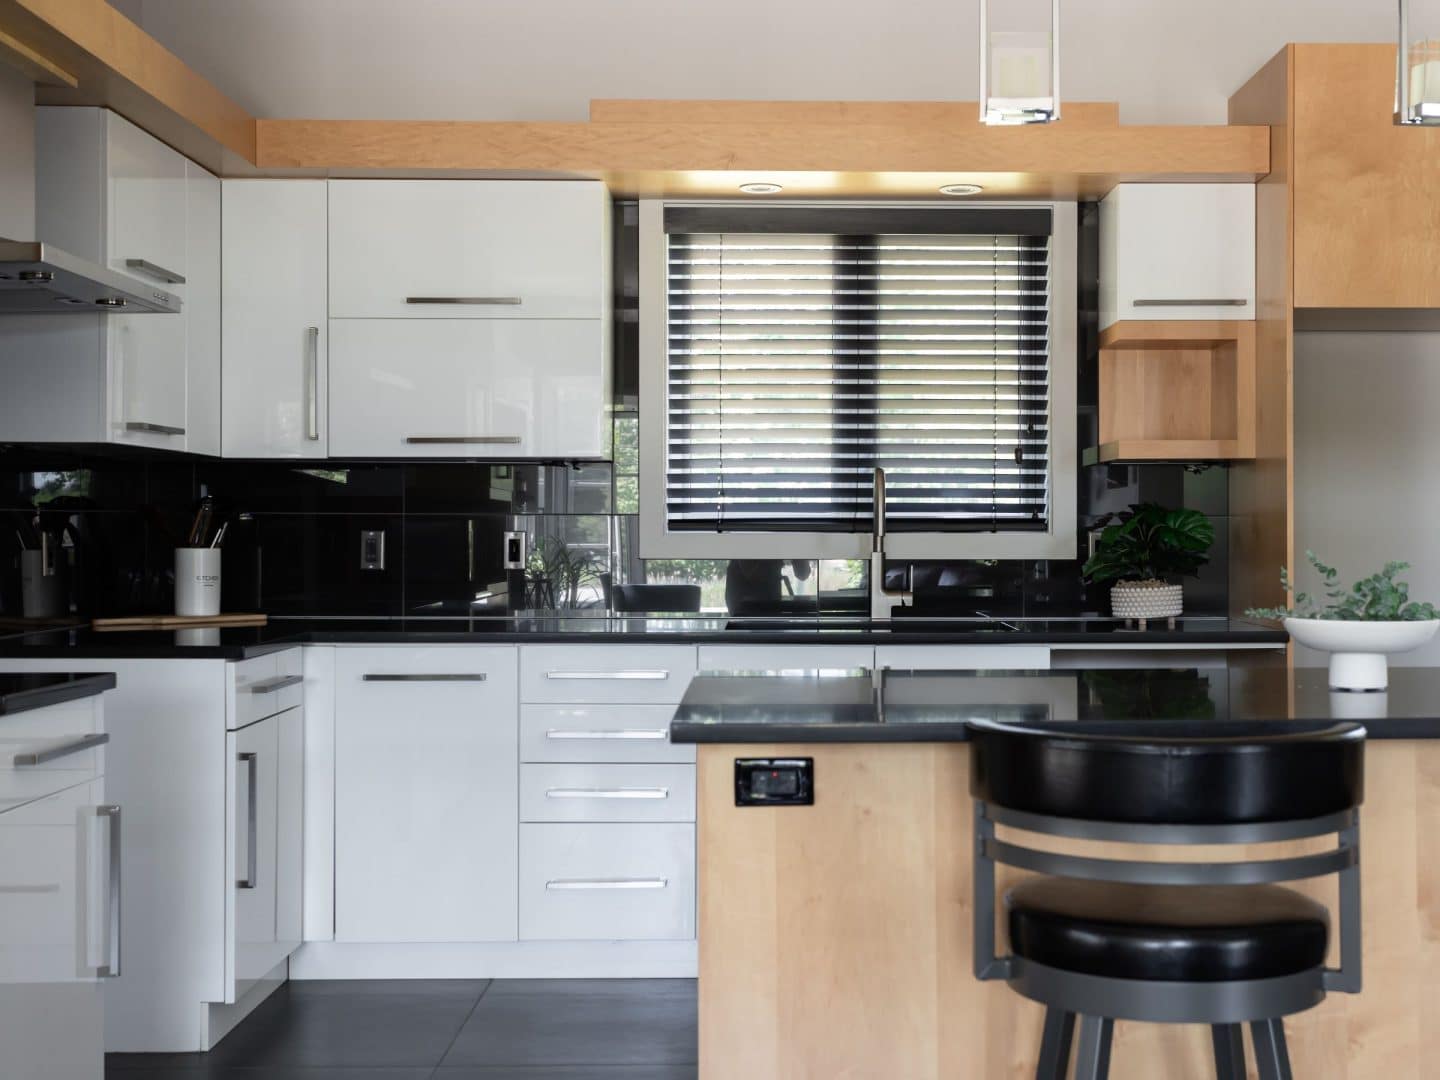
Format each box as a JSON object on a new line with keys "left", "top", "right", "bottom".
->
{"left": 95, "top": 805, "right": 122, "bottom": 978}
{"left": 13, "top": 731, "right": 109, "bottom": 766}
{"left": 236, "top": 753, "right": 258, "bottom": 890}
{"left": 546, "top": 877, "right": 668, "bottom": 890}
{"left": 362, "top": 673, "right": 488, "bottom": 682}
{"left": 545, "top": 729, "right": 668, "bottom": 741}
{"left": 545, "top": 787, "right": 670, "bottom": 800}
{"left": 404, "top": 436, "right": 522, "bottom": 445}
{"left": 1131, "top": 298, "right": 1249, "bottom": 307}
{"left": 125, "top": 421, "right": 185, "bottom": 436}
{"left": 125, "top": 258, "right": 186, "bottom": 285}
{"left": 305, "top": 326, "right": 320, "bottom": 442}
{"left": 405, "top": 296, "right": 521, "bottom": 305}
{"left": 544, "top": 670, "right": 670, "bottom": 681}
{"left": 247, "top": 674, "right": 304, "bottom": 695}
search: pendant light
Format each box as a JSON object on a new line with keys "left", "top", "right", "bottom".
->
{"left": 979, "top": 0, "right": 1060, "bottom": 125}
{"left": 1398, "top": 0, "right": 1440, "bottom": 124}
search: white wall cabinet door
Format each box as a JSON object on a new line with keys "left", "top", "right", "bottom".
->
{"left": 221, "top": 181, "right": 329, "bottom": 457}
{"left": 328, "top": 180, "right": 607, "bottom": 319}
{"left": 184, "top": 162, "right": 221, "bottom": 457}
{"left": 1099, "top": 183, "right": 1256, "bottom": 329}
{"left": 328, "top": 318, "right": 607, "bottom": 458}
{"left": 334, "top": 647, "right": 519, "bottom": 943}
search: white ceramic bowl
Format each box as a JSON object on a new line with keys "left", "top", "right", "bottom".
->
{"left": 1284, "top": 617, "right": 1440, "bottom": 691}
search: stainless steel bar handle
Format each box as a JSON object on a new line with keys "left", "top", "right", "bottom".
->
{"left": 95, "top": 805, "right": 121, "bottom": 978}
{"left": 305, "top": 326, "right": 320, "bottom": 442}
{"left": 545, "top": 787, "right": 670, "bottom": 800}
{"left": 13, "top": 731, "right": 109, "bottom": 766}
{"left": 125, "top": 421, "right": 186, "bottom": 436}
{"left": 125, "top": 258, "right": 186, "bottom": 285}
{"left": 1131, "top": 298, "right": 1249, "bottom": 307}
{"left": 404, "top": 436, "right": 522, "bottom": 445}
{"left": 545, "top": 729, "right": 668, "bottom": 741}
{"left": 247, "top": 674, "right": 304, "bottom": 695}
{"left": 544, "top": 670, "right": 669, "bottom": 681}
{"left": 362, "top": 673, "right": 488, "bottom": 682}
{"left": 405, "top": 296, "right": 521, "bottom": 305}
{"left": 237, "top": 752, "right": 258, "bottom": 890}
{"left": 545, "top": 877, "right": 668, "bottom": 890}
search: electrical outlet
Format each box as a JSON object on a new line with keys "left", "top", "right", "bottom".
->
{"left": 360, "top": 529, "right": 386, "bottom": 571}
{"left": 503, "top": 531, "right": 527, "bottom": 570}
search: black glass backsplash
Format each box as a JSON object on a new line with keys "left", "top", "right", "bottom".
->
{"left": 0, "top": 201, "right": 1229, "bottom": 620}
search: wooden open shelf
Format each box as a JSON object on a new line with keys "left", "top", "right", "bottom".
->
{"left": 1089, "top": 320, "right": 1257, "bottom": 464}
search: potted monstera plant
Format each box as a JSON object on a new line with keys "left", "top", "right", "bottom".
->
{"left": 1082, "top": 503, "right": 1215, "bottom": 623}
{"left": 1247, "top": 552, "right": 1440, "bottom": 691}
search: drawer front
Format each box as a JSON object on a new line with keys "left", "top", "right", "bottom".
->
{"left": 231, "top": 648, "right": 304, "bottom": 730}
{"left": 521, "top": 763, "right": 695, "bottom": 823}
{"left": 328, "top": 180, "right": 607, "bottom": 319}
{"left": 0, "top": 697, "right": 104, "bottom": 805}
{"left": 519, "top": 823, "right": 695, "bottom": 941}
{"left": 873, "top": 644, "right": 1051, "bottom": 671}
{"left": 521, "top": 705, "right": 695, "bottom": 764}
{"left": 520, "top": 646, "right": 697, "bottom": 705}
{"left": 327, "top": 318, "right": 607, "bottom": 459}
{"left": 697, "top": 644, "right": 875, "bottom": 672}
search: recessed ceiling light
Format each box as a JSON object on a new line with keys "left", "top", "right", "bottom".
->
{"left": 939, "top": 183, "right": 984, "bottom": 196}
{"left": 738, "top": 182, "right": 783, "bottom": 194}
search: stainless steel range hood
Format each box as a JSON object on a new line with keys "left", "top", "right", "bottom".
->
{"left": 0, "top": 239, "right": 181, "bottom": 314}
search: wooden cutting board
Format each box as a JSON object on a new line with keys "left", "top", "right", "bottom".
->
{"left": 91, "top": 614, "right": 268, "bottom": 631}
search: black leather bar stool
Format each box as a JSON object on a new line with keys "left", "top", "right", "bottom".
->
{"left": 968, "top": 719, "right": 1365, "bottom": 1080}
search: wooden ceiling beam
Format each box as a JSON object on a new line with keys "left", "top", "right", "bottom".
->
{"left": 587, "top": 99, "right": 1122, "bottom": 128}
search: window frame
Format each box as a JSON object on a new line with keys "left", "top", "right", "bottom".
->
{"left": 638, "top": 198, "right": 1077, "bottom": 560}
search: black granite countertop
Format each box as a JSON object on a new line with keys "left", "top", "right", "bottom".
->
{"left": 0, "top": 672, "right": 116, "bottom": 715}
{"left": 670, "top": 666, "right": 1440, "bottom": 742}
{"left": 0, "top": 615, "right": 1286, "bottom": 659}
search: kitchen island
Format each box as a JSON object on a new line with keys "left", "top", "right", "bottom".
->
{"left": 672, "top": 667, "right": 1440, "bottom": 1080}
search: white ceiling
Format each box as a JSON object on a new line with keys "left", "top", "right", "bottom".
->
{"left": 110, "top": 0, "right": 1396, "bottom": 124}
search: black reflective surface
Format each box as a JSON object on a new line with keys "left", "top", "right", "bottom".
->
{"left": 0, "top": 671, "right": 115, "bottom": 714}
{"left": 670, "top": 667, "right": 1440, "bottom": 742}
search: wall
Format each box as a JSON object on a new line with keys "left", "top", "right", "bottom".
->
{"left": 1294, "top": 330, "right": 1440, "bottom": 666}
{"left": 0, "top": 64, "right": 34, "bottom": 238}
{"left": 113, "top": 0, "right": 1394, "bottom": 125}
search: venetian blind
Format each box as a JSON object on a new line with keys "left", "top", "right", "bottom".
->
{"left": 663, "top": 206, "right": 1053, "bottom": 534}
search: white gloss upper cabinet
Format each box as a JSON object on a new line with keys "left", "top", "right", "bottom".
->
{"left": 185, "top": 163, "right": 221, "bottom": 457}
{"left": 1099, "top": 183, "right": 1256, "bottom": 330}
{"left": 221, "top": 181, "right": 328, "bottom": 457}
{"left": 0, "top": 108, "right": 215, "bottom": 452}
{"left": 327, "top": 180, "right": 608, "bottom": 319}
{"left": 327, "top": 318, "right": 609, "bottom": 458}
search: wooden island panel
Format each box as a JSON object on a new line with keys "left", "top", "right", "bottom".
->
{"left": 697, "top": 740, "right": 1440, "bottom": 1079}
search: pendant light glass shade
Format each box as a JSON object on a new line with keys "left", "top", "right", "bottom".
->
{"left": 1398, "top": 0, "right": 1440, "bottom": 124}
{"left": 979, "top": 0, "right": 1060, "bottom": 125}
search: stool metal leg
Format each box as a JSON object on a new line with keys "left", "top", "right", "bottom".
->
{"left": 1073, "top": 1015, "right": 1114, "bottom": 1080}
{"left": 1211, "top": 1023, "right": 1246, "bottom": 1080}
{"left": 1035, "top": 1007, "right": 1076, "bottom": 1080}
{"left": 1250, "top": 1018, "right": 1294, "bottom": 1080}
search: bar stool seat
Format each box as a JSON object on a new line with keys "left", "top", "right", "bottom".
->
{"left": 1007, "top": 879, "right": 1330, "bottom": 983}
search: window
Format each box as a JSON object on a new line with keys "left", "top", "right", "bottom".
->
{"left": 639, "top": 203, "right": 1076, "bottom": 560}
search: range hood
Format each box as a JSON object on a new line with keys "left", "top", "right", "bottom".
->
{"left": 0, "top": 239, "right": 181, "bottom": 314}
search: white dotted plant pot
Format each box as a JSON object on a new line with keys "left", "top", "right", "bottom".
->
{"left": 1110, "top": 583, "right": 1183, "bottom": 623}
{"left": 1284, "top": 617, "right": 1440, "bottom": 692}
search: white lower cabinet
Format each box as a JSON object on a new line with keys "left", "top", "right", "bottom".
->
{"left": 333, "top": 647, "right": 519, "bottom": 943}
{"left": 697, "top": 644, "right": 875, "bottom": 671}
{"left": 521, "top": 763, "right": 696, "bottom": 824}
{"left": 520, "top": 704, "right": 695, "bottom": 764}
{"left": 873, "top": 644, "right": 1051, "bottom": 670}
{"left": 519, "top": 823, "right": 695, "bottom": 942}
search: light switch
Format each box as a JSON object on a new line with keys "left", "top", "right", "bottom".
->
{"left": 360, "top": 529, "right": 386, "bottom": 571}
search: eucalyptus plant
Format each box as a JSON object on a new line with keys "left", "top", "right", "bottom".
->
{"left": 525, "top": 535, "right": 602, "bottom": 610}
{"left": 1247, "top": 551, "right": 1440, "bottom": 622}
{"left": 1081, "top": 504, "right": 1215, "bottom": 586}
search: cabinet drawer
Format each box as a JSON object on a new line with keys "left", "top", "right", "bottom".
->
{"left": 521, "top": 705, "right": 695, "bottom": 764}
{"left": 520, "top": 646, "right": 696, "bottom": 704}
{"left": 327, "top": 318, "right": 608, "bottom": 459}
{"left": 873, "top": 645, "right": 1050, "bottom": 671}
{"left": 328, "top": 180, "right": 607, "bottom": 319}
{"left": 230, "top": 649, "right": 303, "bottom": 730}
{"left": 521, "top": 764, "right": 695, "bottom": 823}
{"left": 519, "top": 823, "right": 695, "bottom": 941}
{"left": 0, "top": 697, "right": 104, "bottom": 806}
{"left": 697, "top": 644, "right": 875, "bottom": 672}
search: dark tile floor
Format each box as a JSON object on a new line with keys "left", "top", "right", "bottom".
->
{"left": 105, "top": 979, "right": 698, "bottom": 1079}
